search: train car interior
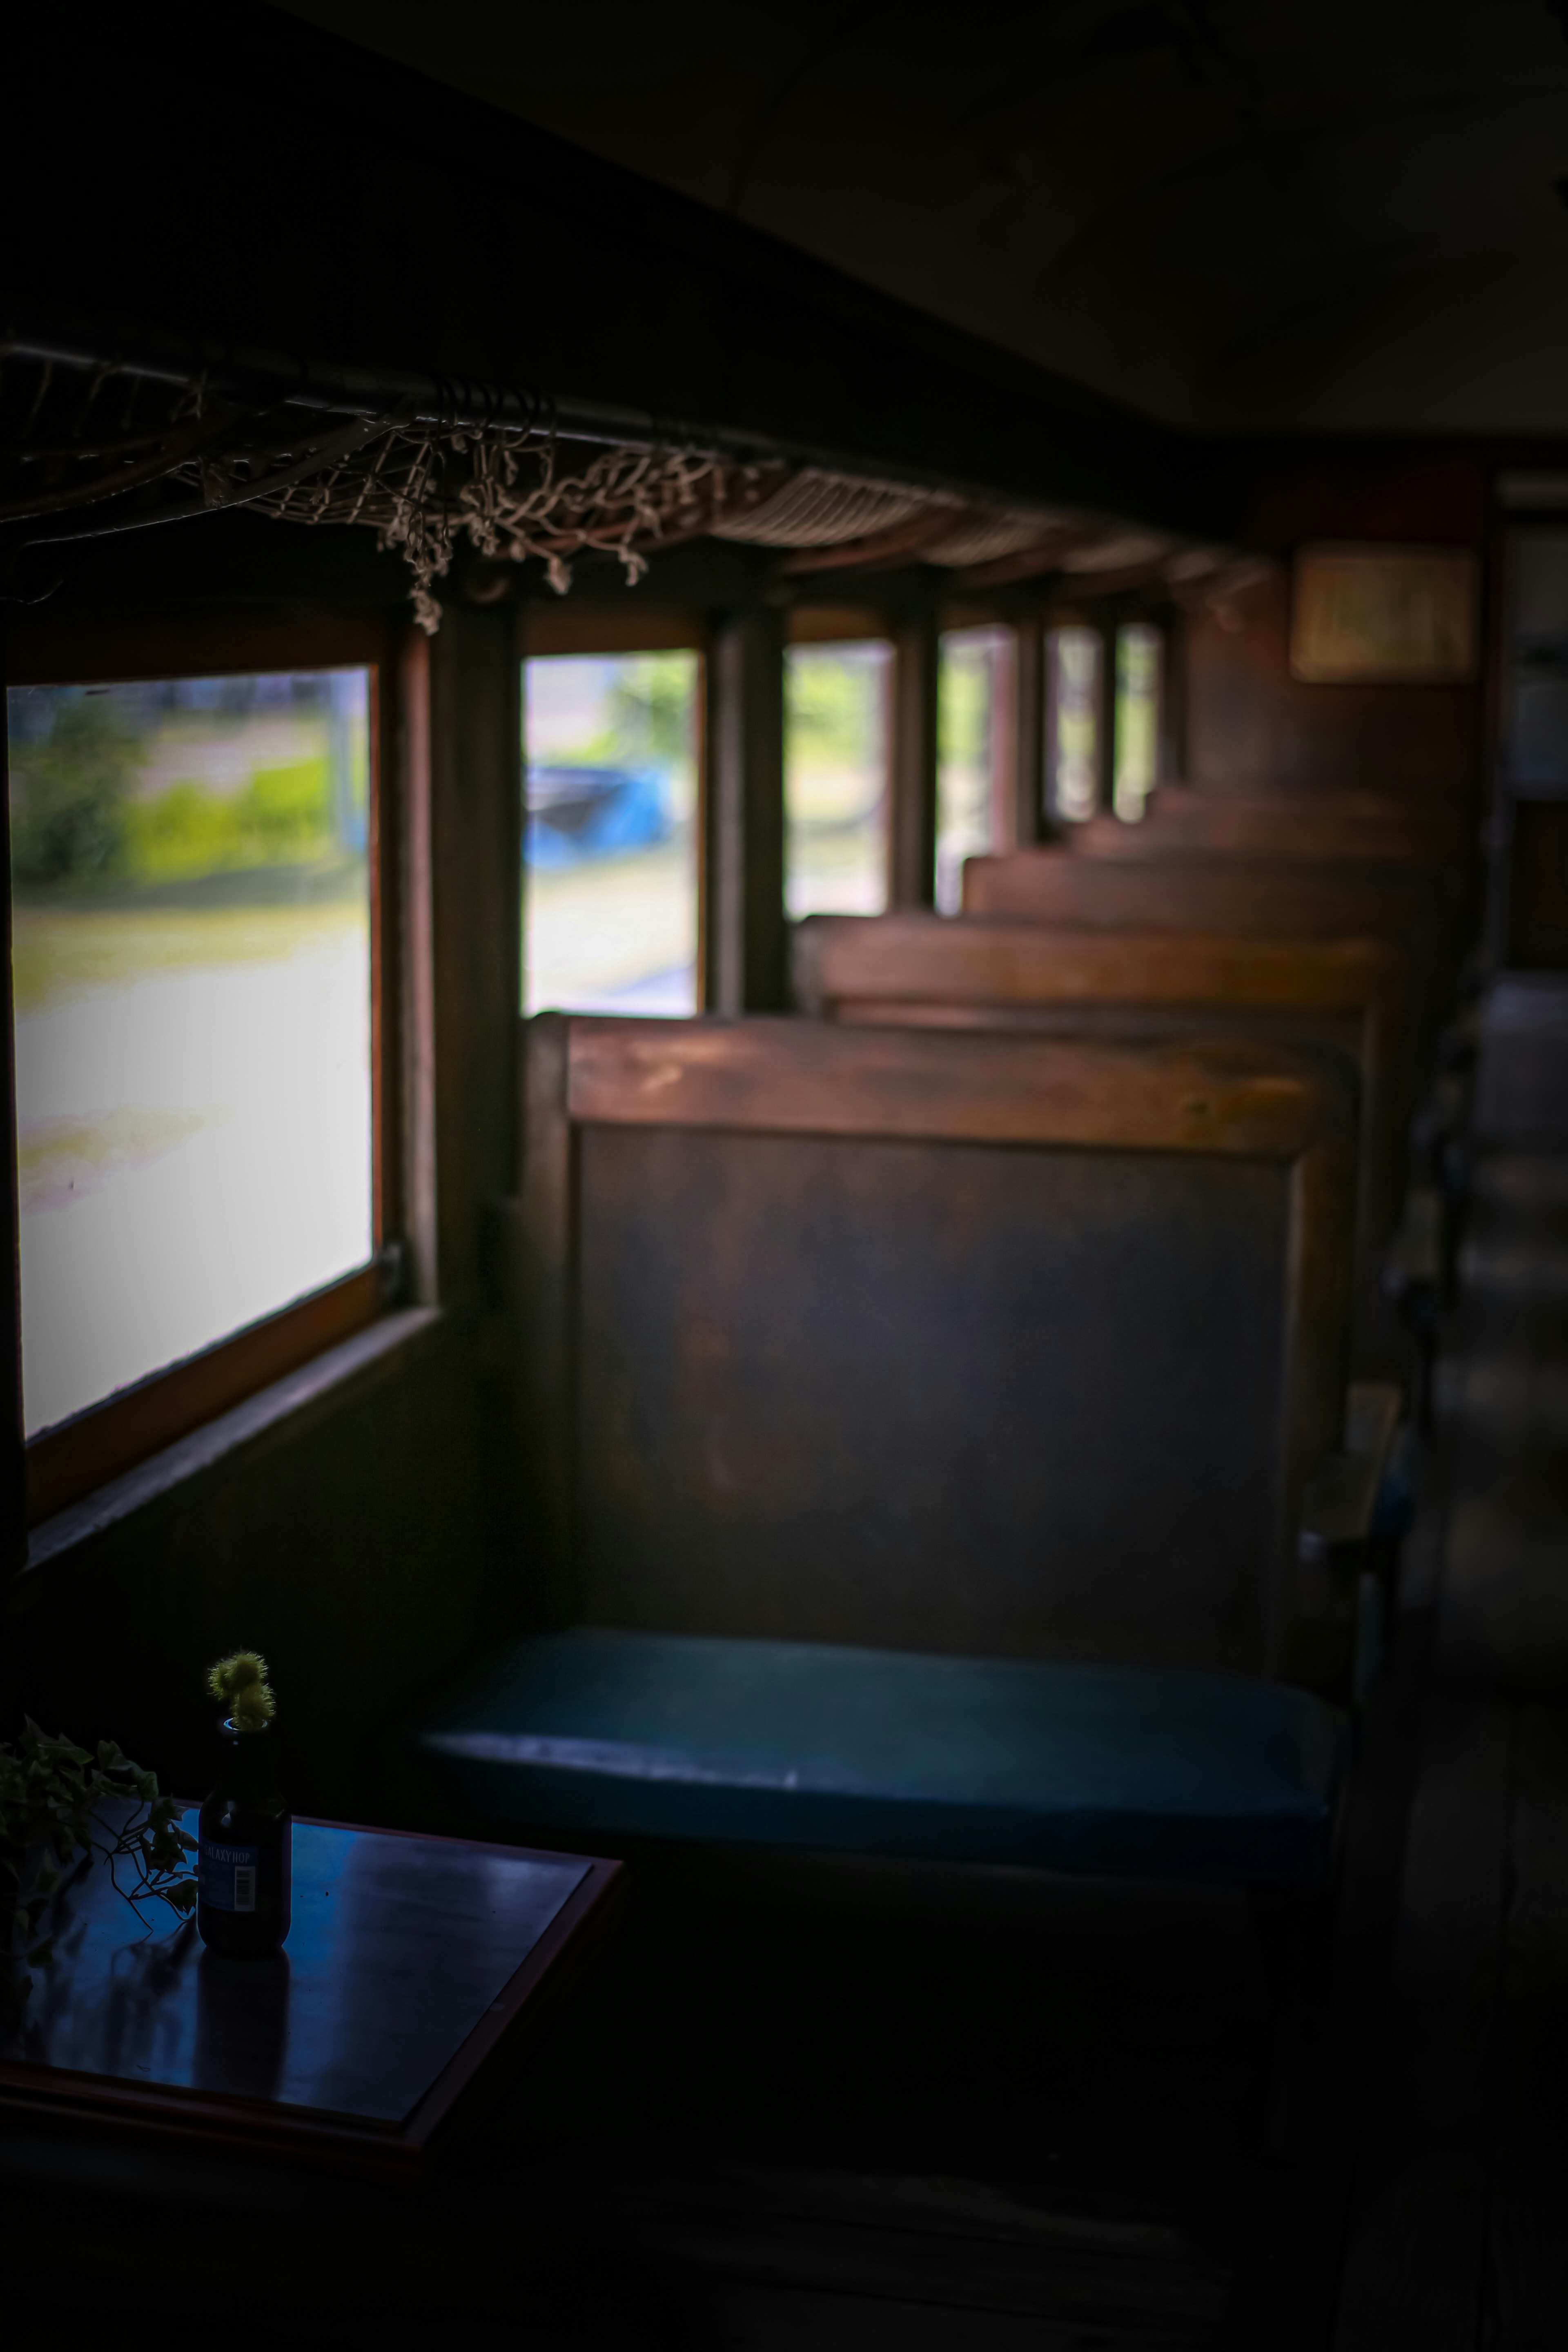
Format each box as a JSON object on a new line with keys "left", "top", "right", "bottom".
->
{"left": 5, "top": 4, "right": 1568, "bottom": 2342}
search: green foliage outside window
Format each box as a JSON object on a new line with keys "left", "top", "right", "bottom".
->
{"left": 606, "top": 654, "right": 694, "bottom": 774}
{"left": 786, "top": 646, "right": 883, "bottom": 772}
{"left": 9, "top": 699, "right": 335, "bottom": 891}
{"left": 8, "top": 698, "right": 138, "bottom": 886}
{"left": 939, "top": 640, "right": 993, "bottom": 775}
{"left": 537, "top": 653, "right": 695, "bottom": 776}
{"left": 124, "top": 759, "right": 334, "bottom": 881}
{"left": 1113, "top": 626, "right": 1161, "bottom": 820}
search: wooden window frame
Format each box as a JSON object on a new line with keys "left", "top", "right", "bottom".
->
{"left": 7, "top": 611, "right": 401, "bottom": 1526}
{"left": 785, "top": 604, "right": 891, "bottom": 646}
{"left": 518, "top": 611, "right": 710, "bottom": 1010}
{"left": 521, "top": 606, "right": 706, "bottom": 657}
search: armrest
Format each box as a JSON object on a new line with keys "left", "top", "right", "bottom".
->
{"left": 1382, "top": 1187, "right": 1444, "bottom": 1308}
{"left": 1411, "top": 1071, "right": 1471, "bottom": 1163}
{"left": 1296, "top": 1383, "right": 1410, "bottom": 1702}
{"left": 1297, "top": 1381, "right": 1403, "bottom": 1568}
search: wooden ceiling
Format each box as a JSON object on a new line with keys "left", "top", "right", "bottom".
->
{"left": 278, "top": 0, "right": 1568, "bottom": 435}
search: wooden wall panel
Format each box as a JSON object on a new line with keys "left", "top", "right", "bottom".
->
{"left": 1185, "top": 572, "right": 1483, "bottom": 806}
{"left": 3, "top": 1322, "right": 488, "bottom": 1822}
{"left": 1184, "top": 455, "right": 1491, "bottom": 820}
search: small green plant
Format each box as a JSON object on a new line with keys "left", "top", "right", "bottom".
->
{"left": 207, "top": 1650, "right": 277, "bottom": 1733}
{"left": 0, "top": 1721, "right": 198, "bottom": 1994}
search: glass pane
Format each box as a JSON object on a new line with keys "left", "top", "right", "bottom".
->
{"left": 523, "top": 652, "right": 698, "bottom": 1015}
{"left": 937, "top": 626, "right": 1011, "bottom": 915}
{"left": 8, "top": 670, "right": 373, "bottom": 1438}
{"left": 1049, "top": 627, "right": 1102, "bottom": 824}
{"left": 785, "top": 640, "right": 890, "bottom": 918}
{"left": 1113, "top": 624, "right": 1163, "bottom": 822}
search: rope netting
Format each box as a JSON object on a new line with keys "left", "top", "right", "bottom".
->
{"left": 709, "top": 470, "right": 951, "bottom": 549}
{"left": 177, "top": 421, "right": 767, "bottom": 632}
{"left": 0, "top": 345, "right": 1262, "bottom": 626}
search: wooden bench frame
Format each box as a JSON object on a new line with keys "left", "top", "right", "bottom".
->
{"left": 1074, "top": 785, "right": 1466, "bottom": 869}
{"left": 519, "top": 1014, "right": 1365, "bottom": 1696}
{"left": 963, "top": 846, "right": 1441, "bottom": 938}
{"left": 1065, "top": 803, "right": 1472, "bottom": 1004}
{"left": 961, "top": 845, "right": 1459, "bottom": 1064}
{"left": 793, "top": 913, "right": 1415, "bottom": 1347}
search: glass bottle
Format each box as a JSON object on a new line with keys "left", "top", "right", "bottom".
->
{"left": 197, "top": 1718, "right": 291, "bottom": 1958}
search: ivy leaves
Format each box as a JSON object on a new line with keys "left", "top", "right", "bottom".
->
{"left": 0, "top": 1720, "right": 198, "bottom": 1997}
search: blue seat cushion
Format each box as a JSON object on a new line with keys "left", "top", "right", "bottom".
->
{"left": 416, "top": 1630, "right": 1348, "bottom": 1889}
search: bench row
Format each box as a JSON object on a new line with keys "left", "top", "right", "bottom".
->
{"left": 415, "top": 785, "right": 1468, "bottom": 1917}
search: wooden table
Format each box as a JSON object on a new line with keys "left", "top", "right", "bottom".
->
{"left": 0, "top": 1809, "right": 622, "bottom": 2176}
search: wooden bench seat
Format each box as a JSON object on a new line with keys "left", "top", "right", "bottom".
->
{"left": 411, "top": 1016, "right": 1394, "bottom": 1896}
{"left": 421, "top": 1628, "right": 1350, "bottom": 1886}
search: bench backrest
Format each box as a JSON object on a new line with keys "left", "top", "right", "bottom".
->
{"left": 1069, "top": 801, "right": 1471, "bottom": 980}
{"left": 793, "top": 912, "right": 1413, "bottom": 1290}
{"left": 520, "top": 1016, "right": 1360, "bottom": 1695}
{"left": 963, "top": 847, "right": 1433, "bottom": 936}
{"left": 960, "top": 848, "right": 1457, "bottom": 1062}
{"left": 1077, "top": 786, "right": 1466, "bottom": 869}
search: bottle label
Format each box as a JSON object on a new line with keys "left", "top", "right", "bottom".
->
{"left": 200, "top": 1839, "right": 262, "bottom": 1913}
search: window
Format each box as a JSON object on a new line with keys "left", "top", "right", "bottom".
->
{"left": 1112, "top": 624, "right": 1163, "bottom": 822}
{"left": 522, "top": 651, "right": 699, "bottom": 1015}
{"left": 785, "top": 640, "right": 891, "bottom": 918}
{"left": 7, "top": 664, "right": 378, "bottom": 1472}
{"left": 937, "top": 626, "right": 1012, "bottom": 914}
{"left": 1047, "top": 627, "right": 1102, "bottom": 824}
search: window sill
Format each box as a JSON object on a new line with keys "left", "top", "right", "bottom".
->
{"left": 15, "top": 1307, "right": 444, "bottom": 1591}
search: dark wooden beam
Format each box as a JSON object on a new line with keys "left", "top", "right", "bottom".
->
{"left": 1161, "top": 612, "right": 1187, "bottom": 784}
{"left": 1100, "top": 617, "right": 1122, "bottom": 817}
{"left": 422, "top": 602, "right": 522, "bottom": 1305}
{"left": 1009, "top": 614, "right": 1049, "bottom": 848}
{"left": 706, "top": 608, "right": 787, "bottom": 1013}
{"left": 888, "top": 613, "right": 939, "bottom": 911}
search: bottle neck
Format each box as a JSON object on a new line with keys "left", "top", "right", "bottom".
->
{"left": 216, "top": 1718, "right": 281, "bottom": 1806}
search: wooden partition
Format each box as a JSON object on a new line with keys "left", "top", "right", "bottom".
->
{"left": 1074, "top": 785, "right": 1467, "bottom": 869}
{"left": 1067, "top": 793, "right": 1472, "bottom": 983}
{"left": 961, "top": 848, "right": 1457, "bottom": 1065}
{"left": 794, "top": 913, "right": 1414, "bottom": 1333}
{"left": 520, "top": 1016, "right": 1362, "bottom": 1696}
{"left": 964, "top": 846, "right": 1435, "bottom": 936}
